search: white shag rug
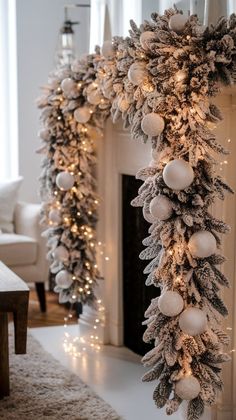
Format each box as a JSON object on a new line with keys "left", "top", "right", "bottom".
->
{"left": 0, "top": 327, "right": 121, "bottom": 420}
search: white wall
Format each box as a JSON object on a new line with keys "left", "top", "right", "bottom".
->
{"left": 16, "top": 0, "right": 90, "bottom": 202}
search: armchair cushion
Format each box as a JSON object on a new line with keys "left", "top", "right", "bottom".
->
{"left": 0, "top": 233, "right": 37, "bottom": 266}
{"left": 14, "top": 202, "right": 40, "bottom": 238}
{"left": 0, "top": 178, "right": 23, "bottom": 233}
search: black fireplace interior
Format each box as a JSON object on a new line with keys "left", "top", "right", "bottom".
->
{"left": 122, "top": 174, "right": 160, "bottom": 356}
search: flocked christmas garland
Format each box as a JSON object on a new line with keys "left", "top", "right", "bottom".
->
{"left": 38, "top": 7, "right": 236, "bottom": 419}
{"left": 37, "top": 48, "right": 110, "bottom": 305}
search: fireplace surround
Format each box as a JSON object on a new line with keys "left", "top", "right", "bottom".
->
{"left": 81, "top": 92, "right": 236, "bottom": 419}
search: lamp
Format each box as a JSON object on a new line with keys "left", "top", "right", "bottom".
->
{"left": 55, "top": 4, "right": 90, "bottom": 66}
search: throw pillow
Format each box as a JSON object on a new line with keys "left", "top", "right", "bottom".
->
{"left": 0, "top": 177, "right": 23, "bottom": 233}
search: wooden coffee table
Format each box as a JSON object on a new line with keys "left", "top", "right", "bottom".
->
{"left": 0, "top": 261, "right": 29, "bottom": 398}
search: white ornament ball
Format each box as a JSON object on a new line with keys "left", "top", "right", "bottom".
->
{"left": 179, "top": 307, "right": 207, "bottom": 336}
{"left": 163, "top": 159, "right": 194, "bottom": 190}
{"left": 53, "top": 245, "right": 69, "bottom": 262}
{"left": 143, "top": 207, "right": 155, "bottom": 224}
{"left": 74, "top": 106, "right": 91, "bottom": 123}
{"left": 169, "top": 14, "right": 188, "bottom": 33}
{"left": 38, "top": 128, "right": 50, "bottom": 141}
{"left": 128, "top": 62, "right": 147, "bottom": 86}
{"left": 101, "top": 40, "right": 115, "bottom": 58}
{"left": 87, "top": 90, "right": 102, "bottom": 105}
{"left": 140, "top": 31, "right": 155, "bottom": 50}
{"left": 188, "top": 231, "right": 217, "bottom": 258}
{"left": 158, "top": 291, "right": 184, "bottom": 317}
{"left": 61, "top": 78, "right": 76, "bottom": 95}
{"left": 56, "top": 171, "right": 74, "bottom": 191}
{"left": 175, "top": 376, "right": 201, "bottom": 400}
{"left": 141, "top": 113, "right": 165, "bottom": 137}
{"left": 49, "top": 209, "right": 61, "bottom": 224}
{"left": 149, "top": 195, "right": 173, "bottom": 221}
{"left": 55, "top": 270, "right": 73, "bottom": 288}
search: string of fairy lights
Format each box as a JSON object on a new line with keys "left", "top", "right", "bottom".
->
{"left": 63, "top": 298, "right": 106, "bottom": 357}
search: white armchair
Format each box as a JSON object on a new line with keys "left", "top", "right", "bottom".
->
{"left": 0, "top": 202, "right": 49, "bottom": 312}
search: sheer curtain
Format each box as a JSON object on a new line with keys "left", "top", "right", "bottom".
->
{"left": 0, "top": 0, "right": 18, "bottom": 180}
{"left": 89, "top": 0, "right": 142, "bottom": 50}
{"left": 90, "top": 0, "right": 236, "bottom": 49}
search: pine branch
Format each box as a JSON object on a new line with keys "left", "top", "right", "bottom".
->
{"left": 187, "top": 397, "right": 204, "bottom": 420}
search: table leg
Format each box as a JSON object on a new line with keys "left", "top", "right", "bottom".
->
{"left": 13, "top": 293, "right": 29, "bottom": 354}
{"left": 0, "top": 312, "right": 9, "bottom": 398}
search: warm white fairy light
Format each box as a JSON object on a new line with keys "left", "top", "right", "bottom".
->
{"left": 63, "top": 298, "right": 106, "bottom": 357}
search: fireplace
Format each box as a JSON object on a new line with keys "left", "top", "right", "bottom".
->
{"left": 122, "top": 174, "right": 159, "bottom": 355}
{"left": 96, "top": 119, "right": 152, "bottom": 346}
{"left": 94, "top": 92, "right": 236, "bottom": 420}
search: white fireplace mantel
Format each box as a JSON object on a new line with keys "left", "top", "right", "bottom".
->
{"left": 96, "top": 92, "right": 236, "bottom": 419}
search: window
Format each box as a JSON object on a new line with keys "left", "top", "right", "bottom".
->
{"left": 0, "top": 0, "right": 18, "bottom": 180}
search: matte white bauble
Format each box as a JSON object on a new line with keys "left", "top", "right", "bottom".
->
{"left": 49, "top": 209, "right": 61, "bottom": 224}
{"left": 140, "top": 31, "right": 155, "bottom": 50}
{"left": 101, "top": 40, "right": 115, "bottom": 58}
{"left": 56, "top": 171, "right": 74, "bottom": 191}
{"left": 163, "top": 159, "right": 194, "bottom": 190}
{"left": 38, "top": 128, "right": 50, "bottom": 141}
{"left": 179, "top": 307, "right": 207, "bottom": 336}
{"left": 61, "top": 78, "right": 76, "bottom": 95}
{"left": 158, "top": 291, "right": 184, "bottom": 317}
{"left": 175, "top": 376, "right": 201, "bottom": 400}
{"left": 188, "top": 231, "right": 217, "bottom": 258}
{"left": 55, "top": 270, "right": 73, "bottom": 288}
{"left": 53, "top": 245, "right": 69, "bottom": 262}
{"left": 74, "top": 106, "right": 91, "bottom": 123}
{"left": 128, "top": 62, "right": 147, "bottom": 86}
{"left": 149, "top": 195, "right": 173, "bottom": 221}
{"left": 141, "top": 113, "right": 165, "bottom": 137}
{"left": 169, "top": 14, "right": 188, "bottom": 33}
{"left": 143, "top": 207, "right": 156, "bottom": 224}
{"left": 87, "top": 90, "right": 102, "bottom": 105}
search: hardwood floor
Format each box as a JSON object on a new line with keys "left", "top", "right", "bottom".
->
{"left": 26, "top": 290, "right": 77, "bottom": 328}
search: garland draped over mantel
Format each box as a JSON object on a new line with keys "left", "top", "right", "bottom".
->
{"left": 38, "top": 7, "right": 236, "bottom": 419}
